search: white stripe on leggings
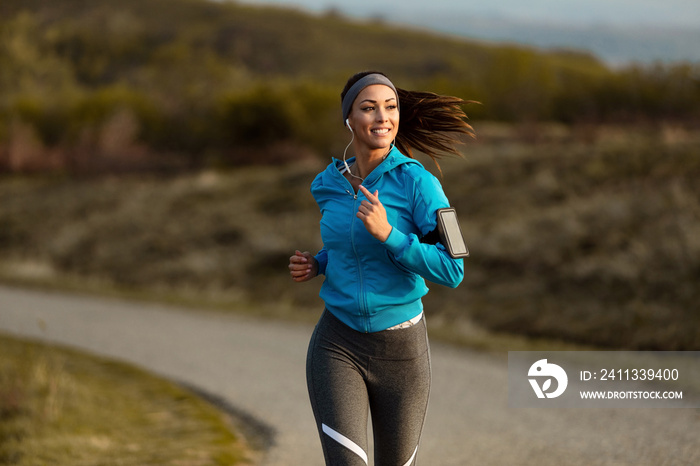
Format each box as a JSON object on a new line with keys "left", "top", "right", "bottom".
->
{"left": 402, "top": 445, "right": 419, "bottom": 466}
{"left": 322, "top": 423, "right": 368, "bottom": 465}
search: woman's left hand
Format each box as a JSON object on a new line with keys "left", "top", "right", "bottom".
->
{"left": 357, "top": 185, "right": 392, "bottom": 242}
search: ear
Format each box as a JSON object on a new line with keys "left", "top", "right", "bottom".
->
{"left": 345, "top": 118, "right": 353, "bottom": 132}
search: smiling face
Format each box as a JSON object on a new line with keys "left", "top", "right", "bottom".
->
{"left": 347, "top": 84, "right": 399, "bottom": 153}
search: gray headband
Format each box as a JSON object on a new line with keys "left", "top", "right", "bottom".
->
{"left": 341, "top": 74, "right": 399, "bottom": 122}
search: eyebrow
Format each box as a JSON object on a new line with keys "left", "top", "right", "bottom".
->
{"left": 359, "top": 97, "right": 397, "bottom": 104}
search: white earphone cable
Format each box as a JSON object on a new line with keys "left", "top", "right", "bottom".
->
{"left": 343, "top": 123, "right": 363, "bottom": 181}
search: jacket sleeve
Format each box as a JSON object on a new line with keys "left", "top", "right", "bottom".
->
{"left": 310, "top": 170, "right": 329, "bottom": 276}
{"left": 314, "top": 247, "right": 328, "bottom": 276}
{"left": 381, "top": 168, "right": 464, "bottom": 288}
{"left": 382, "top": 228, "right": 463, "bottom": 287}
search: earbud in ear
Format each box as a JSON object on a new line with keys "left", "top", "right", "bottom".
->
{"left": 345, "top": 118, "right": 353, "bottom": 132}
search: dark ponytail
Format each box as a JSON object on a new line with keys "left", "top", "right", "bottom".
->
{"left": 395, "top": 88, "right": 476, "bottom": 169}
{"left": 341, "top": 71, "right": 476, "bottom": 171}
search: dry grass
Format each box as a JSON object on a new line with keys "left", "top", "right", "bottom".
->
{"left": 0, "top": 333, "right": 251, "bottom": 465}
{"left": 0, "top": 123, "right": 698, "bottom": 350}
{"left": 432, "top": 122, "right": 700, "bottom": 350}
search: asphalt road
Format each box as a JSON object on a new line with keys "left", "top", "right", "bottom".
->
{"left": 1, "top": 285, "right": 698, "bottom": 465}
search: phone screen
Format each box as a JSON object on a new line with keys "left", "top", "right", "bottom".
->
{"left": 439, "top": 209, "right": 469, "bottom": 257}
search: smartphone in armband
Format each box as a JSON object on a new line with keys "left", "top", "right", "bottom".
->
{"left": 436, "top": 207, "right": 470, "bottom": 259}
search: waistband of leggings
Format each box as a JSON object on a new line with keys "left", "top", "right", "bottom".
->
{"left": 386, "top": 311, "right": 424, "bottom": 330}
{"left": 317, "top": 308, "right": 428, "bottom": 358}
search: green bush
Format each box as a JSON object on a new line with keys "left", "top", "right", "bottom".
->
{"left": 9, "top": 97, "right": 67, "bottom": 146}
{"left": 215, "top": 82, "right": 342, "bottom": 163}
{"left": 68, "top": 87, "right": 161, "bottom": 143}
{"left": 218, "top": 85, "right": 302, "bottom": 146}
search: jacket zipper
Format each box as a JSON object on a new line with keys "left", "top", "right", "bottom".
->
{"left": 346, "top": 188, "right": 370, "bottom": 332}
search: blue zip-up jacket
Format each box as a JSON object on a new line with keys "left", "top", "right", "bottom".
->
{"left": 311, "top": 146, "right": 464, "bottom": 333}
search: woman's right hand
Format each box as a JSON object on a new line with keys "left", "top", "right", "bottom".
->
{"left": 288, "top": 250, "right": 318, "bottom": 282}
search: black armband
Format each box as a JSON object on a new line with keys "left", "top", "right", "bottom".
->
{"left": 420, "top": 207, "right": 470, "bottom": 259}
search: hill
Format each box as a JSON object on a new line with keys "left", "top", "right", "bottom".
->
{"left": 1, "top": 0, "right": 609, "bottom": 85}
{"left": 1, "top": 0, "right": 698, "bottom": 172}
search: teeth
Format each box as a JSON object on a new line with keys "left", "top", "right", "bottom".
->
{"left": 372, "top": 129, "right": 389, "bottom": 134}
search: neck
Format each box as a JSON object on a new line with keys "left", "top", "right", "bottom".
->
{"left": 352, "top": 145, "right": 392, "bottom": 179}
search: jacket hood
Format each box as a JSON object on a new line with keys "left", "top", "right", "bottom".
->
{"left": 322, "top": 146, "right": 423, "bottom": 189}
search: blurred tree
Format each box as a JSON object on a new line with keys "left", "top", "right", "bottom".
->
{"left": 0, "top": 12, "right": 78, "bottom": 98}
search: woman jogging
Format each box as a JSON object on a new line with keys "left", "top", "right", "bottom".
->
{"left": 288, "top": 71, "right": 473, "bottom": 466}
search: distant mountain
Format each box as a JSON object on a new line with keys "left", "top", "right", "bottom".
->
{"left": 238, "top": 0, "right": 700, "bottom": 64}
{"left": 391, "top": 13, "right": 700, "bottom": 65}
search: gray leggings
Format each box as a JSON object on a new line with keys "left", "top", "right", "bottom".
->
{"left": 306, "top": 310, "right": 431, "bottom": 466}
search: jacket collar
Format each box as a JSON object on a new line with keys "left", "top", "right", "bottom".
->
{"left": 329, "top": 146, "right": 421, "bottom": 187}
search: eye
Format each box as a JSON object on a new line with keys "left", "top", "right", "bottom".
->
{"left": 386, "top": 104, "right": 398, "bottom": 110}
{"left": 361, "top": 106, "right": 375, "bottom": 112}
